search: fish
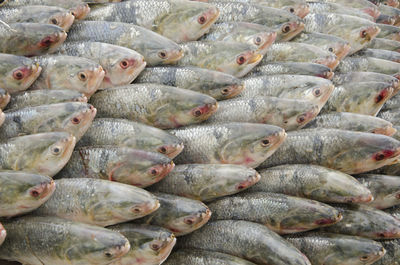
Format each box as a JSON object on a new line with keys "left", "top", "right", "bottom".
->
{"left": 379, "top": 4, "right": 400, "bottom": 26}
{"left": 86, "top": 0, "right": 219, "bottom": 43}
{"left": 67, "top": 21, "right": 183, "bottom": 66}
{"left": 286, "top": 232, "right": 386, "bottom": 265}
{"left": 308, "top": 1, "right": 375, "bottom": 21}
{"left": 34, "top": 178, "right": 159, "bottom": 227}
{"left": 31, "top": 55, "right": 105, "bottom": 98}
{"left": 369, "top": 0, "right": 400, "bottom": 7}
{"left": 0, "top": 102, "right": 96, "bottom": 140}
{"left": 108, "top": 224, "right": 176, "bottom": 265}
{"left": 0, "top": 53, "right": 41, "bottom": 94}
{"left": 0, "top": 170, "right": 55, "bottom": 217}
{"left": 206, "top": 97, "right": 320, "bottom": 131}
{"left": 367, "top": 38, "right": 400, "bottom": 52}
{"left": 56, "top": 147, "right": 174, "bottom": 188}
{"left": 169, "top": 123, "right": 286, "bottom": 168}
{"left": 148, "top": 164, "right": 260, "bottom": 202}
{"left": 377, "top": 23, "right": 400, "bottom": 41}
{"left": 378, "top": 109, "right": 400, "bottom": 125}
{"left": 308, "top": 0, "right": 381, "bottom": 19}
{"left": 135, "top": 192, "right": 211, "bottom": 236}
{"left": 337, "top": 57, "right": 400, "bottom": 78}
{"left": 0, "top": 132, "right": 76, "bottom": 177}
{"left": 375, "top": 239, "right": 400, "bottom": 265}
{"left": 76, "top": 118, "right": 184, "bottom": 159}
{"left": 258, "top": 128, "right": 400, "bottom": 174}
{"left": 333, "top": 72, "right": 399, "bottom": 90}
{"left": 382, "top": 93, "right": 400, "bottom": 111}
{"left": 355, "top": 48, "right": 400, "bottom": 63}
{"left": 177, "top": 220, "right": 311, "bottom": 265}
{"left": 134, "top": 66, "right": 244, "bottom": 101}
{"left": 0, "top": 89, "right": 10, "bottom": 110}
{"left": 377, "top": 13, "right": 396, "bottom": 25}
{"left": 248, "top": 164, "right": 373, "bottom": 203}
{"left": 374, "top": 163, "right": 400, "bottom": 176}
{"left": 0, "top": 216, "right": 130, "bottom": 265}
{"left": 58, "top": 42, "right": 146, "bottom": 89}
{"left": 177, "top": 41, "right": 263, "bottom": 77}
{"left": 273, "top": 21, "right": 306, "bottom": 42}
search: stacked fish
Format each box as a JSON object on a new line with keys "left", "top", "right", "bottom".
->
{"left": 0, "top": 0, "right": 399, "bottom": 264}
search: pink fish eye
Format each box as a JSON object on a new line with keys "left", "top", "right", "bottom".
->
{"left": 150, "top": 243, "right": 161, "bottom": 251}
{"left": 30, "top": 190, "right": 40, "bottom": 197}
{"left": 192, "top": 107, "right": 203, "bottom": 117}
{"left": 282, "top": 25, "right": 291, "bottom": 33}
{"left": 236, "top": 55, "right": 246, "bottom": 65}
{"left": 198, "top": 15, "right": 207, "bottom": 24}
{"left": 119, "top": 60, "right": 130, "bottom": 69}
{"left": 13, "top": 69, "right": 25, "bottom": 80}
{"left": 51, "top": 18, "right": 58, "bottom": 25}
{"left": 184, "top": 217, "right": 195, "bottom": 225}
{"left": 361, "top": 30, "right": 368, "bottom": 38}
{"left": 71, "top": 117, "right": 81, "bottom": 124}
{"left": 297, "top": 114, "right": 306, "bottom": 124}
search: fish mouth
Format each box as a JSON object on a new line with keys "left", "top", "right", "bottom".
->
{"left": 364, "top": 26, "right": 382, "bottom": 44}
{"left": 71, "top": 4, "right": 91, "bottom": 20}
{"left": 282, "top": 21, "right": 305, "bottom": 42}
{"left": 222, "top": 83, "right": 245, "bottom": 99}
{"left": 248, "top": 53, "right": 263, "bottom": 64}
{"left": 202, "top": 7, "right": 220, "bottom": 30}
{"left": 199, "top": 102, "right": 219, "bottom": 120}
{"left": 335, "top": 43, "right": 352, "bottom": 61}
{"left": 113, "top": 241, "right": 131, "bottom": 259}
{"left": 363, "top": 7, "right": 381, "bottom": 19}
{"left": 236, "top": 172, "right": 261, "bottom": 190}
{"left": 47, "top": 31, "right": 68, "bottom": 54}
{"left": 141, "top": 200, "right": 160, "bottom": 215}
{"left": 38, "top": 180, "right": 56, "bottom": 199}
{"left": 0, "top": 92, "right": 10, "bottom": 109}
{"left": 31, "top": 63, "right": 43, "bottom": 80}
{"left": 295, "top": 4, "right": 310, "bottom": 19}
{"left": 315, "top": 213, "right": 343, "bottom": 226}
{"left": 314, "top": 56, "right": 340, "bottom": 71}
{"left": 59, "top": 12, "right": 75, "bottom": 31}
{"left": 163, "top": 143, "right": 184, "bottom": 159}
{"left": 320, "top": 70, "right": 334, "bottom": 80}
{"left": 87, "top": 66, "right": 106, "bottom": 97}
{"left": 372, "top": 125, "right": 397, "bottom": 136}
{"left": 162, "top": 48, "right": 184, "bottom": 64}
{"left": 159, "top": 161, "right": 175, "bottom": 179}
{"left": 258, "top": 32, "right": 277, "bottom": 54}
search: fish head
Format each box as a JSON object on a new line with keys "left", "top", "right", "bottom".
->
{"left": 200, "top": 70, "right": 244, "bottom": 100}
{"left": 62, "top": 103, "right": 97, "bottom": 140}
{"left": 283, "top": 103, "right": 320, "bottom": 130}
{"left": 314, "top": 54, "right": 340, "bottom": 71}
{"left": 46, "top": 9, "right": 75, "bottom": 31}
{"left": 282, "top": 2, "right": 310, "bottom": 19}
{"left": 247, "top": 31, "right": 277, "bottom": 55}
{"left": 326, "top": 41, "right": 351, "bottom": 61}
{"left": 220, "top": 48, "right": 263, "bottom": 77}
{"left": 362, "top": 6, "right": 381, "bottom": 19}
{"left": 299, "top": 81, "right": 334, "bottom": 109}
{"left": 377, "top": 14, "right": 396, "bottom": 25}
{"left": 70, "top": 3, "right": 91, "bottom": 20}
{"left": 156, "top": 142, "right": 184, "bottom": 159}
{"left": 29, "top": 24, "right": 67, "bottom": 55}
{"left": 274, "top": 21, "right": 305, "bottom": 42}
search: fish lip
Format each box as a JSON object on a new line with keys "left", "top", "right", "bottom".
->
{"left": 87, "top": 66, "right": 105, "bottom": 97}
{"left": 71, "top": 4, "right": 91, "bottom": 20}
{"left": 59, "top": 12, "right": 75, "bottom": 31}
{"left": 222, "top": 83, "right": 245, "bottom": 99}
{"left": 295, "top": 4, "right": 310, "bottom": 19}
{"left": 321, "top": 70, "right": 334, "bottom": 80}
{"left": 163, "top": 48, "right": 184, "bottom": 64}
{"left": 372, "top": 125, "right": 397, "bottom": 136}
{"left": 77, "top": 95, "right": 88, "bottom": 103}
{"left": 335, "top": 43, "right": 352, "bottom": 61}
{"left": 248, "top": 53, "right": 263, "bottom": 64}
{"left": 257, "top": 32, "right": 277, "bottom": 54}
{"left": 201, "top": 7, "right": 220, "bottom": 30}
{"left": 314, "top": 56, "right": 340, "bottom": 71}
{"left": 164, "top": 143, "right": 184, "bottom": 159}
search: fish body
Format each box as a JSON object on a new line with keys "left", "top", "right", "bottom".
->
{"left": 164, "top": 249, "right": 256, "bottom": 265}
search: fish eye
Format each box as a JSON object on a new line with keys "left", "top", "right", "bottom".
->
{"left": 78, "top": 72, "right": 87, "bottom": 81}
{"left": 51, "top": 146, "right": 62, "bottom": 155}
{"left": 132, "top": 207, "right": 142, "bottom": 213}
{"left": 360, "top": 255, "right": 370, "bottom": 261}
{"left": 51, "top": 18, "right": 58, "bottom": 25}
{"left": 150, "top": 168, "right": 159, "bottom": 175}
{"left": 297, "top": 114, "right": 307, "bottom": 124}
{"left": 192, "top": 107, "right": 203, "bottom": 117}
{"left": 375, "top": 153, "right": 386, "bottom": 161}
{"left": 150, "top": 242, "right": 161, "bottom": 251}
{"left": 184, "top": 217, "right": 195, "bottom": 225}
{"left": 361, "top": 30, "right": 368, "bottom": 38}
{"left": 289, "top": 7, "right": 295, "bottom": 13}
{"left": 71, "top": 117, "right": 81, "bottom": 124}
{"left": 104, "top": 252, "right": 113, "bottom": 258}
{"left": 198, "top": 15, "right": 207, "bottom": 24}
{"left": 221, "top": 88, "right": 230, "bottom": 95}
{"left": 158, "top": 146, "right": 167, "bottom": 154}
{"left": 236, "top": 55, "right": 246, "bottom": 65}
{"left": 282, "top": 25, "right": 291, "bottom": 33}
{"left": 119, "top": 60, "right": 130, "bottom": 69}
{"left": 261, "top": 139, "right": 270, "bottom": 147}
{"left": 158, "top": 51, "right": 167, "bottom": 59}
{"left": 313, "top": 88, "right": 322, "bottom": 97}
{"left": 30, "top": 190, "right": 40, "bottom": 197}
{"left": 328, "top": 47, "right": 334, "bottom": 52}
{"left": 254, "top": 36, "right": 263, "bottom": 45}
{"left": 13, "top": 69, "right": 24, "bottom": 80}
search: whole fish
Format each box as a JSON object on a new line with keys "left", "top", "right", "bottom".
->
{"left": 58, "top": 42, "right": 146, "bottom": 89}
{"left": 304, "top": 112, "right": 396, "bottom": 136}
{"left": 248, "top": 164, "right": 373, "bottom": 203}
{"left": 0, "top": 102, "right": 96, "bottom": 140}
{"left": 57, "top": 147, "right": 174, "bottom": 188}
{"left": 0, "top": 170, "right": 55, "bottom": 217}
{"left": 379, "top": 4, "right": 400, "bottom": 26}
{"left": 90, "top": 84, "right": 217, "bottom": 129}
{"left": 307, "top": 0, "right": 380, "bottom": 19}
{"left": 34, "top": 178, "right": 160, "bottom": 227}
{"left": 86, "top": 0, "right": 219, "bottom": 43}
{"left": 0, "top": 89, "right": 10, "bottom": 110}
{"left": 377, "top": 23, "right": 400, "bottom": 41}
{"left": 164, "top": 249, "right": 256, "bottom": 265}
{"left": 333, "top": 72, "right": 399, "bottom": 89}
{"left": 337, "top": 57, "right": 400, "bottom": 78}
{"left": 177, "top": 41, "right": 263, "bottom": 77}
{"left": 208, "top": 192, "right": 342, "bottom": 234}
{"left": 286, "top": 232, "right": 386, "bottom": 265}
{"left": 0, "top": 53, "right": 41, "bottom": 94}
{"left": 0, "top": 6, "right": 74, "bottom": 31}
{"left": 0, "top": 216, "right": 130, "bottom": 265}
{"left": 375, "top": 239, "right": 400, "bottom": 265}
{"left": 169, "top": 123, "right": 286, "bottom": 168}
{"left": 67, "top": 21, "right": 183, "bottom": 66}
{"left": 355, "top": 48, "right": 400, "bottom": 63}
{"left": 0, "top": 132, "right": 76, "bottom": 177}
{"left": 177, "top": 220, "right": 311, "bottom": 265}
{"left": 134, "top": 66, "right": 244, "bottom": 101}
{"left": 6, "top": 89, "right": 87, "bottom": 111}
{"left": 77, "top": 118, "right": 184, "bottom": 159}
{"left": 31, "top": 55, "right": 105, "bottom": 97}
{"left": 109, "top": 224, "right": 176, "bottom": 265}
{"left": 0, "top": 22, "right": 67, "bottom": 56}
{"left": 367, "top": 38, "right": 400, "bottom": 52}
{"left": 259, "top": 129, "right": 400, "bottom": 174}
{"left": 206, "top": 97, "right": 320, "bottom": 131}
{"left": 148, "top": 164, "right": 260, "bottom": 202}
{"left": 307, "top": 1, "right": 375, "bottom": 21}
{"left": 135, "top": 192, "right": 211, "bottom": 236}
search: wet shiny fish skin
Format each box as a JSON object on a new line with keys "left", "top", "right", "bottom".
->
{"left": 208, "top": 192, "right": 342, "bottom": 234}
{"left": 0, "top": 132, "right": 75, "bottom": 177}
{"left": 0, "top": 22, "right": 67, "bottom": 56}
{"left": 89, "top": 84, "right": 218, "bottom": 129}
{"left": 169, "top": 123, "right": 286, "bottom": 168}
{"left": 375, "top": 239, "right": 400, "bottom": 265}
{"left": 148, "top": 164, "right": 260, "bottom": 202}
{"left": 177, "top": 41, "right": 263, "bottom": 78}
{"left": 57, "top": 146, "right": 174, "bottom": 188}
{"left": 164, "top": 249, "right": 257, "bottom": 265}
{"left": 286, "top": 232, "right": 386, "bottom": 265}
{"left": 333, "top": 72, "right": 399, "bottom": 90}
{"left": 367, "top": 38, "right": 400, "bottom": 52}
{"left": 86, "top": 0, "right": 219, "bottom": 43}
{"left": 31, "top": 55, "right": 105, "bottom": 98}
{"left": 134, "top": 66, "right": 244, "bottom": 101}
{"left": 109, "top": 224, "right": 176, "bottom": 265}
{"left": 6, "top": 89, "right": 87, "bottom": 111}
{"left": 67, "top": 21, "right": 183, "bottom": 66}
{"left": 0, "top": 170, "right": 55, "bottom": 217}
{"left": 177, "top": 220, "right": 312, "bottom": 265}
{"left": 378, "top": 109, "right": 400, "bottom": 125}
{"left": 355, "top": 48, "right": 400, "bottom": 63}
{"left": 0, "top": 102, "right": 96, "bottom": 141}
{"left": 0, "top": 6, "right": 75, "bottom": 31}
{"left": 322, "top": 204, "right": 400, "bottom": 239}
{"left": 307, "top": 0, "right": 380, "bottom": 19}
{"left": 248, "top": 165, "right": 373, "bottom": 203}
{"left": 337, "top": 57, "right": 400, "bottom": 77}
{"left": 206, "top": 97, "right": 320, "bottom": 131}
{"left": 304, "top": 112, "right": 396, "bottom": 136}
{"left": 377, "top": 23, "right": 400, "bottom": 41}
{"left": 135, "top": 192, "right": 211, "bottom": 236}
{"left": 58, "top": 42, "right": 146, "bottom": 89}
{"left": 34, "top": 178, "right": 159, "bottom": 227}
{"left": 0, "top": 216, "right": 130, "bottom": 265}
{"left": 382, "top": 93, "right": 400, "bottom": 111}
{"left": 258, "top": 128, "right": 400, "bottom": 174}
{"left": 307, "top": 1, "right": 375, "bottom": 21}
{"left": 0, "top": 89, "right": 10, "bottom": 110}
{"left": 0, "top": 53, "right": 41, "bottom": 94}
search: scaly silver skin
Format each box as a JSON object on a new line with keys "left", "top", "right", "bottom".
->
{"left": 386, "top": 204, "right": 400, "bottom": 219}
{"left": 333, "top": 72, "right": 399, "bottom": 88}
{"left": 286, "top": 232, "right": 386, "bottom": 265}
{"left": 375, "top": 239, "right": 400, "bottom": 265}
{"left": 367, "top": 38, "right": 400, "bottom": 52}
{"left": 34, "top": 178, "right": 159, "bottom": 227}
{"left": 337, "top": 57, "right": 400, "bottom": 76}
{"left": 169, "top": 123, "right": 286, "bottom": 168}
{"left": 134, "top": 66, "right": 244, "bottom": 101}
{"left": 206, "top": 97, "right": 320, "bottom": 131}
{"left": 377, "top": 23, "right": 400, "bottom": 40}
{"left": 378, "top": 109, "right": 400, "bottom": 125}
{"left": 306, "top": 0, "right": 380, "bottom": 18}
{"left": 67, "top": 21, "right": 183, "bottom": 66}
{"left": 208, "top": 192, "right": 342, "bottom": 234}
{"left": 258, "top": 128, "right": 400, "bottom": 174}
{"left": 0, "top": 216, "right": 130, "bottom": 265}
{"left": 373, "top": 163, "right": 400, "bottom": 176}
{"left": 177, "top": 220, "right": 311, "bottom": 265}
{"left": 307, "top": 1, "right": 374, "bottom": 21}
{"left": 382, "top": 93, "right": 400, "bottom": 111}
{"left": 89, "top": 84, "right": 218, "bottom": 129}
{"left": 56, "top": 146, "right": 174, "bottom": 188}
{"left": 148, "top": 164, "right": 260, "bottom": 202}
{"left": 359, "top": 48, "right": 400, "bottom": 63}
{"left": 248, "top": 164, "right": 372, "bottom": 203}
{"left": 164, "top": 249, "right": 256, "bottom": 265}
{"left": 357, "top": 174, "right": 400, "bottom": 209}
{"left": 135, "top": 192, "right": 211, "bottom": 236}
